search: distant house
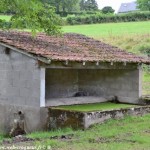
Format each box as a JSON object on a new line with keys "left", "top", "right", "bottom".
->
{"left": 118, "top": 1, "right": 139, "bottom": 13}
{"left": 0, "top": 31, "right": 149, "bottom": 133}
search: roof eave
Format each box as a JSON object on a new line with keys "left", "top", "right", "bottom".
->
{"left": 0, "top": 42, "right": 51, "bottom": 64}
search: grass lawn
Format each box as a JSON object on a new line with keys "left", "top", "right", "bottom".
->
{"left": 55, "top": 102, "right": 136, "bottom": 112}
{"left": 0, "top": 15, "right": 11, "bottom": 21}
{"left": 63, "top": 21, "right": 150, "bottom": 38}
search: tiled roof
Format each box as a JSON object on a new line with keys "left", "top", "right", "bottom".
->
{"left": 0, "top": 31, "right": 149, "bottom": 64}
{"left": 118, "top": 1, "right": 138, "bottom": 13}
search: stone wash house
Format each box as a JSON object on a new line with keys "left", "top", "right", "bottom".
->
{"left": 0, "top": 31, "right": 149, "bottom": 133}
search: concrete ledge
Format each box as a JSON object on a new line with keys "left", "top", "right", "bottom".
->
{"left": 46, "top": 96, "right": 107, "bottom": 107}
{"left": 117, "top": 96, "right": 140, "bottom": 104}
{"left": 48, "top": 105, "right": 150, "bottom": 130}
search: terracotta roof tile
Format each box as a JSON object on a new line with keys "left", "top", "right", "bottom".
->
{"left": 0, "top": 31, "right": 149, "bottom": 64}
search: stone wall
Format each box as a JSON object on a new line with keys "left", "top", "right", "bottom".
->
{"left": 46, "top": 68, "right": 142, "bottom": 104}
{"left": 0, "top": 45, "right": 41, "bottom": 106}
{"left": 78, "top": 69, "right": 142, "bottom": 104}
{"left": 46, "top": 69, "right": 78, "bottom": 98}
{"left": 48, "top": 105, "right": 150, "bottom": 130}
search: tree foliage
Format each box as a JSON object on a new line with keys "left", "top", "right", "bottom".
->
{"left": 41, "top": 0, "right": 80, "bottom": 14}
{"left": 0, "top": 0, "right": 62, "bottom": 35}
{"left": 102, "top": 6, "right": 115, "bottom": 14}
{"left": 137, "top": 0, "right": 150, "bottom": 11}
{"left": 79, "top": 0, "right": 98, "bottom": 11}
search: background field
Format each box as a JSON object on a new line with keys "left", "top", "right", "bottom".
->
{"left": 63, "top": 21, "right": 150, "bottom": 38}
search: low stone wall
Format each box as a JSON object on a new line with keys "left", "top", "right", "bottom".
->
{"left": 48, "top": 109, "right": 85, "bottom": 129}
{"left": 48, "top": 106, "right": 150, "bottom": 130}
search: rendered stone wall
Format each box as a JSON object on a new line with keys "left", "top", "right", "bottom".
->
{"left": 78, "top": 69, "right": 142, "bottom": 103}
{"left": 46, "top": 68, "right": 141, "bottom": 104}
{"left": 46, "top": 69, "right": 78, "bottom": 98}
{"left": 0, "top": 45, "right": 41, "bottom": 106}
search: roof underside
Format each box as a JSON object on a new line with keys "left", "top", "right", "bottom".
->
{"left": 0, "top": 31, "right": 149, "bottom": 64}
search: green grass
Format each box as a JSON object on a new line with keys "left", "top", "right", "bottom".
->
{"left": 143, "top": 72, "right": 150, "bottom": 95}
{"left": 27, "top": 128, "right": 74, "bottom": 139}
{"left": 32, "top": 114, "right": 150, "bottom": 150}
{"left": 55, "top": 102, "right": 136, "bottom": 112}
{"left": 0, "top": 134, "right": 4, "bottom": 143}
{"left": 0, "top": 15, "right": 11, "bottom": 21}
{"left": 63, "top": 21, "right": 150, "bottom": 38}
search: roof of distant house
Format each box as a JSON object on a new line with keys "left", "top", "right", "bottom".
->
{"left": 0, "top": 31, "right": 149, "bottom": 64}
{"left": 118, "top": 1, "right": 138, "bottom": 13}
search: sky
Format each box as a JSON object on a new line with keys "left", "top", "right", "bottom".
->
{"left": 97, "top": 0, "right": 135, "bottom": 12}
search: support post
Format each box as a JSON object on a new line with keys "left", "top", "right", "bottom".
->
{"left": 40, "top": 68, "right": 45, "bottom": 107}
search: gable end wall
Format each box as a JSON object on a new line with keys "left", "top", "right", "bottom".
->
{"left": 0, "top": 45, "right": 41, "bottom": 107}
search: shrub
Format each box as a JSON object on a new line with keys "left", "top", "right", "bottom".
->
{"left": 138, "top": 44, "right": 150, "bottom": 57}
{"left": 67, "top": 11, "right": 150, "bottom": 25}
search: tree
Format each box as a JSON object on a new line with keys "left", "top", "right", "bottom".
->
{"left": 101, "top": 6, "right": 115, "bottom": 14}
{"left": 0, "top": 0, "right": 62, "bottom": 35}
{"left": 137, "top": 0, "right": 150, "bottom": 11}
{"left": 80, "top": 0, "right": 85, "bottom": 11}
{"left": 41, "top": 0, "right": 80, "bottom": 14}
{"left": 80, "top": 0, "right": 98, "bottom": 11}
{"left": 41, "top": 0, "right": 62, "bottom": 12}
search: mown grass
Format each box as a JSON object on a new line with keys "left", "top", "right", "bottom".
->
{"left": 63, "top": 21, "right": 150, "bottom": 38}
{"left": 32, "top": 114, "right": 150, "bottom": 150}
{"left": 55, "top": 102, "right": 136, "bottom": 112}
{"left": 0, "top": 15, "right": 11, "bottom": 21}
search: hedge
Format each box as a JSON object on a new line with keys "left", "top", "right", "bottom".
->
{"left": 66, "top": 12, "right": 150, "bottom": 25}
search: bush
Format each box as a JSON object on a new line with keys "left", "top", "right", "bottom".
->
{"left": 138, "top": 44, "right": 150, "bottom": 57}
{"left": 0, "top": 19, "right": 12, "bottom": 29}
{"left": 67, "top": 11, "right": 150, "bottom": 25}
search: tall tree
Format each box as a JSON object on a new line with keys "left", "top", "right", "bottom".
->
{"left": 81, "top": 0, "right": 98, "bottom": 11}
{"left": 80, "top": 0, "right": 85, "bottom": 11}
{"left": 41, "top": 0, "right": 62, "bottom": 12}
{"left": 41, "top": 0, "right": 80, "bottom": 13}
{"left": 137, "top": 0, "right": 150, "bottom": 11}
{"left": 0, "top": 0, "right": 62, "bottom": 35}
{"left": 61, "top": 0, "right": 80, "bottom": 12}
